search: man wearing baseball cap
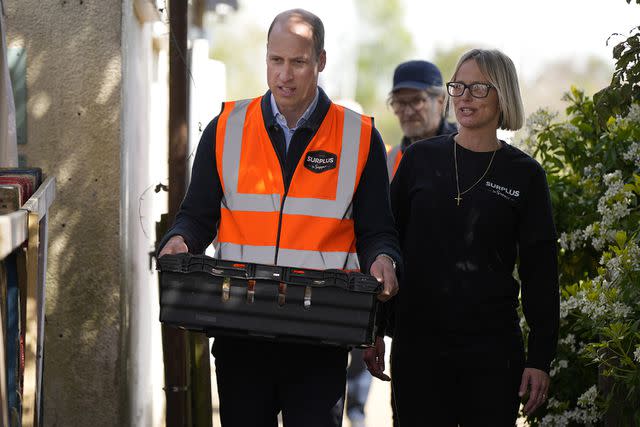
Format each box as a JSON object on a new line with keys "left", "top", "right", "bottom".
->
{"left": 386, "top": 60, "right": 457, "bottom": 178}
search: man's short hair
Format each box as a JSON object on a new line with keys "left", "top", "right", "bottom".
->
{"left": 268, "top": 9, "right": 325, "bottom": 60}
{"left": 450, "top": 49, "right": 524, "bottom": 131}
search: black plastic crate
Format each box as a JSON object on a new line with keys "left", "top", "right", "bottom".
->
{"left": 157, "top": 253, "right": 381, "bottom": 347}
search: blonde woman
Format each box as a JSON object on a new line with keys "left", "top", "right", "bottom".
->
{"left": 366, "top": 49, "right": 559, "bottom": 426}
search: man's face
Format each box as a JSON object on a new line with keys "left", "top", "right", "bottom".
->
{"left": 390, "top": 88, "right": 444, "bottom": 141}
{"left": 266, "top": 18, "right": 326, "bottom": 123}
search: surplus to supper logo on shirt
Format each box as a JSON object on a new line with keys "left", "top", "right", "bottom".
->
{"left": 485, "top": 180, "right": 520, "bottom": 201}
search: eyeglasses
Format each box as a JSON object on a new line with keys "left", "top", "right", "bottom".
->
{"left": 389, "top": 96, "right": 429, "bottom": 113}
{"left": 446, "top": 82, "right": 494, "bottom": 98}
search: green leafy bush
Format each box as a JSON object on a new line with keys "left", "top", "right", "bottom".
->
{"left": 517, "top": 21, "right": 640, "bottom": 426}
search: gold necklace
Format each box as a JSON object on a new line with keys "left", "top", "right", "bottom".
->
{"left": 453, "top": 139, "right": 499, "bottom": 206}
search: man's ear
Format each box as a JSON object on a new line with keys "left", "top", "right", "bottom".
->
{"left": 436, "top": 94, "right": 446, "bottom": 112}
{"left": 318, "top": 49, "right": 326, "bottom": 72}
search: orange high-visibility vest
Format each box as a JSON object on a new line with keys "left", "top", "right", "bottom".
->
{"left": 386, "top": 144, "right": 403, "bottom": 179}
{"left": 214, "top": 97, "right": 372, "bottom": 270}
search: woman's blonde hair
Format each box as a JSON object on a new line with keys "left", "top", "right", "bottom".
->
{"left": 448, "top": 49, "right": 524, "bottom": 131}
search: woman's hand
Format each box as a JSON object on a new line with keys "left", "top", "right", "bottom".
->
{"left": 363, "top": 336, "right": 390, "bottom": 381}
{"left": 519, "top": 367, "right": 550, "bottom": 415}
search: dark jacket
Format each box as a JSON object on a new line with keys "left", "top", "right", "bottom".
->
{"left": 380, "top": 118, "right": 458, "bottom": 335}
{"left": 398, "top": 119, "right": 458, "bottom": 154}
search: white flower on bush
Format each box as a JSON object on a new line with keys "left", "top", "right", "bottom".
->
{"left": 526, "top": 109, "right": 558, "bottom": 129}
{"left": 623, "top": 141, "right": 640, "bottom": 167}
{"left": 603, "top": 170, "right": 623, "bottom": 189}
{"left": 588, "top": 228, "right": 618, "bottom": 252}
{"left": 560, "top": 296, "right": 579, "bottom": 319}
{"left": 601, "top": 255, "right": 623, "bottom": 283}
{"left": 540, "top": 412, "right": 570, "bottom": 427}
{"left": 592, "top": 235, "right": 607, "bottom": 251}
{"left": 583, "top": 224, "right": 596, "bottom": 239}
{"left": 559, "top": 232, "right": 569, "bottom": 250}
{"left": 577, "top": 385, "right": 598, "bottom": 408}
{"left": 596, "top": 171, "right": 633, "bottom": 230}
{"left": 628, "top": 242, "right": 640, "bottom": 270}
{"left": 583, "top": 163, "right": 604, "bottom": 180}
{"left": 600, "top": 202, "right": 631, "bottom": 228}
{"left": 614, "top": 104, "right": 640, "bottom": 128}
{"left": 560, "top": 123, "right": 579, "bottom": 134}
{"left": 634, "top": 345, "right": 640, "bottom": 364}
{"left": 558, "top": 333, "right": 577, "bottom": 352}
{"left": 539, "top": 385, "right": 601, "bottom": 426}
{"left": 611, "top": 301, "right": 632, "bottom": 318}
{"left": 550, "top": 359, "right": 569, "bottom": 377}
{"left": 562, "top": 286, "right": 631, "bottom": 322}
{"left": 546, "top": 397, "right": 563, "bottom": 409}
{"left": 625, "top": 103, "right": 640, "bottom": 123}
{"left": 581, "top": 292, "right": 608, "bottom": 319}
{"left": 560, "top": 230, "right": 586, "bottom": 251}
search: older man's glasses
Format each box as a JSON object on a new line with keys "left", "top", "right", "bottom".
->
{"left": 446, "top": 82, "right": 494, "bottom": 98}
{"left": 389, "top": 96, "right": 429, "bottom": 113}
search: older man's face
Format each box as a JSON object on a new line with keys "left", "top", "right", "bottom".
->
{"left": 391, "top": 88, "right": 444, "bottom": 141}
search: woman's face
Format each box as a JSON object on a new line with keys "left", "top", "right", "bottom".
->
{"left": 451, "top": 59, "right": 501, "bottom": 131}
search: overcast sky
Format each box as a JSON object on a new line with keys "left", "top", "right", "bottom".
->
{"left": 405, "top": 0, "right": 639, "bottom": 81}
{"left": 246, "top": 0, "right": 638, "bottom": 83}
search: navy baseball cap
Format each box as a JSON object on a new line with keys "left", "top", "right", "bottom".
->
{"left": 392, "top": 60, "right": 443, "bottom": 92}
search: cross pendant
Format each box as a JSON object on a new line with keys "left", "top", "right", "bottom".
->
{"left": 454, "top": 195, "right": 462, "bottom": 206}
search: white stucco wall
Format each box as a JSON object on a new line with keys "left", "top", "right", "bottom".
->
{"left": 121, "top": 1, "right": 168, "bottom": 426}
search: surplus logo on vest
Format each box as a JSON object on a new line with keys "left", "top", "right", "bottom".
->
{"left": 304, "top": 151, "right": 337, "bottom": 173}
{"left": 485, "top": 180, "right": 520, "bottom": 201}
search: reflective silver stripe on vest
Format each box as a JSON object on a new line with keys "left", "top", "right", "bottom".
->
{"left": 386, "top": 144, "right": 401, "bottom": 179}
{"left": 277, "top": 248, "right": 360, "bottom": 270}
{"left": 214, "top": 242, "right": 277, "bottom": 265}
{"left": 222, "top": 99, "right": 282, "bottom": 212}
{"left": 214, "top": 242, "right": 359, "bottom": 270}
{"left": 282, "top": 107, "right": 362, "bottom": 219}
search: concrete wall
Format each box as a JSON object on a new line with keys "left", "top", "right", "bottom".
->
{"left": 5, "top": 0, "right": 123, "bottom": 424}
{"left": 5, "top": 1, "right": 167, "bottom": 425}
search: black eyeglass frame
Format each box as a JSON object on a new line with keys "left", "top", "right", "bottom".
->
{"left": 387, "top": 96, "right": 431, "bottom": 113}
{"left": 446, "top": 82, "right": 495, "bottom": 98}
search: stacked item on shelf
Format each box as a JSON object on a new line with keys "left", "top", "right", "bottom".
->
{"left": 0, "top": 167, "right": 43, "bottom": 214}
{"left": 0, "top": 168, "right": 42, "bottom": 215}
{"left": 0, "top": 167, "right": 43, "bottom": 425}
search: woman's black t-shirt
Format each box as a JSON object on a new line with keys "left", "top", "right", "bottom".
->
{"left": 390, "top": 133, "right": 559, "bottom": 371}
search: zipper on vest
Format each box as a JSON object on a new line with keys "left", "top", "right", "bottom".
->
{"left": 274, "top": 192, "right": 287, "bottom": 265}
{"left": 270, "top": 125, "right": 288, "bottom": 265}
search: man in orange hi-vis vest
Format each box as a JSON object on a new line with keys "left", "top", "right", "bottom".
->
{"left": 158, "top": 8, "right": 401, "bottom": 427}
{"left": 385, "top": 60, "right": 457, "bottom": 179}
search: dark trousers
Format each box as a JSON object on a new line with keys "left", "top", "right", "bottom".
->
{"left": 213, "top": 337, "right": 349, "bottom": 427}
{"left": 391, "top": 343, "right": 524, "bottom": 427}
